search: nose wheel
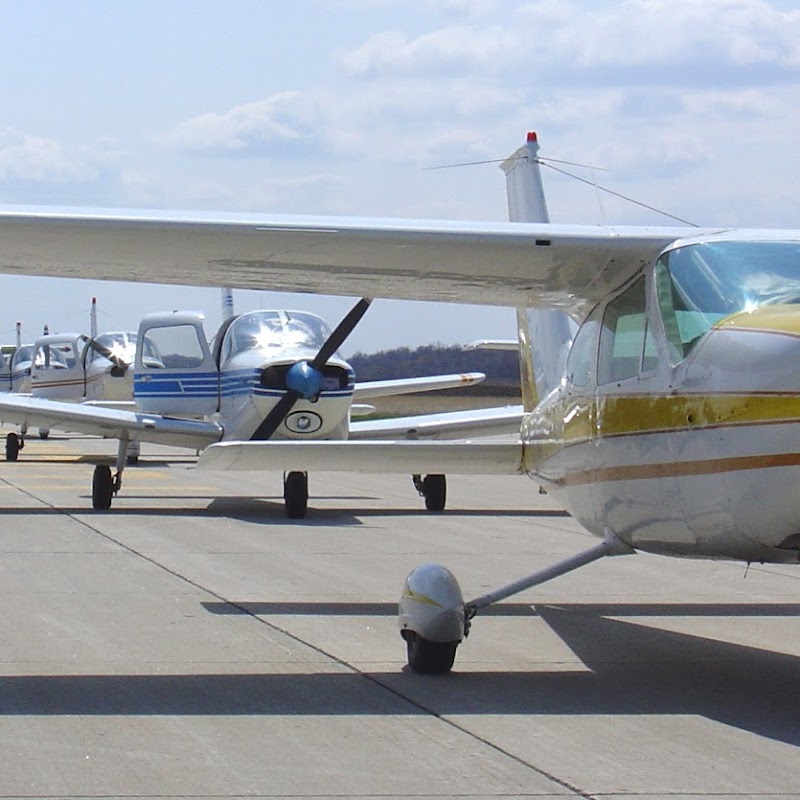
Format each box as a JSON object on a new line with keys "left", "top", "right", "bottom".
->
{"left": 284, "top": 471, "right": 309, "bottom": 519}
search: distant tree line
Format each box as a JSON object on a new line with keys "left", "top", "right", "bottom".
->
{"left": 349, "top": 344, "right": 520, "bottom": 395}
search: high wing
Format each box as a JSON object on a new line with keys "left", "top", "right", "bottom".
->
{"left": 353, "top": 372, "right": 484, "bottom": 400}
{"left": 0, "top": 394, "right": 221, "bottom": 450}
{"left": 0, "top": 207, "right": 720, "bottom": 315}
{"left": 197, "top": 439, "right": 524, "bottom": 475}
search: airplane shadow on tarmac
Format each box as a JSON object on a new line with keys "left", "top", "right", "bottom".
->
{"left": 2, "top": 601, "right": 800, "bottom": 747}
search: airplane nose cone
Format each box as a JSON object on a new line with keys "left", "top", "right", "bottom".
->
{"left": 285, "top": 361, "right": 325, "bottom": 400}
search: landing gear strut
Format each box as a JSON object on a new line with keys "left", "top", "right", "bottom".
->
{"left": 284, "top": 471, "right": 308, "bottom": 519}
{"left": 412, "top": 473, "right": 447, "bottom": 511}
{"left": 399, "top": 530, "right": 635, "bottom": 674}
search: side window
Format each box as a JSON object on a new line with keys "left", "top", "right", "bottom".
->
{"left": 142, "top": 325, "right": 206, "bottom": 369}
{"left": 565, "top": 303, "right": 603, "bottom": 387}
{"left": 598, "top": 277, "right": 647, "bottom": 385}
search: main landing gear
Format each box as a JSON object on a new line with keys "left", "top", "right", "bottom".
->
{"left": 398, "top": 529, "right": 636, "bottom": 674}
{"left": 412, "top": 473, "right": 447, "bottom": 511}
{"left": 91, "top": 439, "right": 128, "bottom": 510}
{"left": 5, "top": 431, "right": 23, "bottom": 461}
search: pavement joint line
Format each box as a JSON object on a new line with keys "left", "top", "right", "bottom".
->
{"left": 6, "top": 476, "right": 595, "bottom": 799}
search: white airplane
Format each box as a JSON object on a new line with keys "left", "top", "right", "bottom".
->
{"left": 3, "top": 299, "right": 142, "bottom": 461}
{"left": 0, "top": 131, "right": 796, "bottom": 676}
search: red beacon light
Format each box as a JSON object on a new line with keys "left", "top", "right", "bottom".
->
{"left": 526, "top": 131, "right": 538, "bottom": 143}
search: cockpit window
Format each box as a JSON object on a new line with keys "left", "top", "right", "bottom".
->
{"left": 12, "top": 346, "right": 34, "bottom": 367}
{"left": 657, "top": 241, "right": 800, "bottom": 360}
{"left": 220, "top": 310, "right": 332, "bottom": 363}
{"left": 598, "top": 277, "right": 648, "bottom": 385}
{"left": 90, "top": 332, "right": 137, "bottom": 364}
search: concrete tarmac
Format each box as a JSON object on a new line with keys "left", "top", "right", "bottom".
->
{"left": 1, "top": 431, "right": 799, "bottom": 799}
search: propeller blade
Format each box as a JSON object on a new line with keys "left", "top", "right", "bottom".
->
{"left": 84, "top": 337, "right": 129, "bottom": 373}
{"left": 311, "top": 298, "right": 372, "bottom": 369}
{"left": 250, "top": 297, "right": 372, "bottom": 441}
{"left": 250, "top": 390, "right": 302, "bottom": 441}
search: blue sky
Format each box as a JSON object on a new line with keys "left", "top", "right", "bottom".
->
{"left": 0, "top": 0, "right": 799, "bottom": 354}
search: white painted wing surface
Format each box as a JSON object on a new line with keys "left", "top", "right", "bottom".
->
{"left": 0, "top": 206, "right": 717, "bottom": 312}
{"left": 0, "top": 394, "right": 222, "bottom": 450}
{"left": 348, "top": 405, "right": 524, "bottom": 440}
{"left": 352, "top": 372, "right": 485, "bottom": 400}
{"left": 197, "top": 440, "right": 524, "bottom": 475}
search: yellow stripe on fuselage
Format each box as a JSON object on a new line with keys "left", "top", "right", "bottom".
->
{"left": 715, "top": 305, "right": 800, "bottom": 338}
{"left": 554, "top": 392, "right": 800, "bottom": 442}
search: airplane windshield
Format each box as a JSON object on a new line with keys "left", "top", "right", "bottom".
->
{"left": 12, "top": 346, "right": 33, "bottom": 367}
{"left": 89, "top": 332, "right": 137, "bottom": 363}
{"left": 222, "top": 310, "right": 332, "bottom": 360}
{"left": 657, "top": 241, "right": 800, "bottom": 359}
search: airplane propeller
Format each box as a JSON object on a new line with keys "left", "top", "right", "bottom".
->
{"left": 83, "top": 337, "right": 131, "bottom": 376}
{"left": 251, "top": 298, "right": 373, "bottom": 441}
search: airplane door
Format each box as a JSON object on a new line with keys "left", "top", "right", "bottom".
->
{"left": 593, "top": 276, "right": 683, "bottom": 549}
{"left": 134, "top": 312, "right": 218, "bottom": 418}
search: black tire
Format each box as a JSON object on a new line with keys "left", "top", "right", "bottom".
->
{"left": 5, "top": 432, "right": 20, "bottom": 462}
{"left": 126, "top": 455, "right": 139, "bottom": 466}
{"left": 405, "top": 632, "right": 458, "bottom": 674}
{"left": 92, "top": 465, "right": 114, "bottom": 510}
{"left": 422, "top": 474, "right": 446, "bottom": 511}
{"left": 284, "top": 471, "right": 308, "bottom": 519}
{"left": 38, "top": 429, "right": 49, "bottom": 440}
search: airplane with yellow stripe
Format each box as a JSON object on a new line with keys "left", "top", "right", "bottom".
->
{"left": 0, "top": 133, "right": 798, "bottom": 674}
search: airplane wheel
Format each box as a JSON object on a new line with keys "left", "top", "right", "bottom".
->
{"left": 404, "top": 631, "right": 458, "bottom": 674}
{"left": 38, "top": 429, "right": 49, "bottom": 440}
{"left": 422, "top": 474, "right": 446, "bottom": 511}
{"left": 5, "top": 432, "right": 20, "bottom": 462}
{"left": 126, "top": 455, "right": 139, "bottom": 466}
{"left": 92, "top": 465, "right": 114, "bottom": 510}
{"left": 284, "top": 471, "right": 308, "bottom": 519}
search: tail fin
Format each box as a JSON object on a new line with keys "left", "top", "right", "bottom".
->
{"left": 90, "top": 297, "right": 98, "bottom": 339}
{"left": 501, "top": 132, "right": 575, "bottom": 408}
{"left": 221, "top": 288, "right": 235, "bottom": 322}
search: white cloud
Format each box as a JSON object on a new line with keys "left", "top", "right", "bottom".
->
{"left": 338, "top": 25, "right": 516, "bottom": 78}
{"left": 161, "top": 91, "right": 324, "bottom": 155}
{"left": 0, "top": 127, "right": 98, "bottom": 184}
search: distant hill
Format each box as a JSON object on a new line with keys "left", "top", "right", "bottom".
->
{"left": 348, "top": 344, "right": 520, "bottom": 396}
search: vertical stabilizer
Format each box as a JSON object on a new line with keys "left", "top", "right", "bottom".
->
{"left": 501, "top": 131, "right": 549, "bottom": 224}
{"left": 90, "top": 297, "right": 98, "bottom": 339}
{"left": 221, "top": 288, "right": 235, "bottom": 322}
{"left": 501, "top": 132, "right": 575, "bottom": 409}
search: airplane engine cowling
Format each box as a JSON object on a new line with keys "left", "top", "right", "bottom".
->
{"left": 399, "top": 562, "right": 465, "bottom": 644}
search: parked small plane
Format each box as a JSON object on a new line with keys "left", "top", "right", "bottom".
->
{"left": 3, "top": 299, "right": 142, "bottom": 461}
{"left": 0, "top": 299, "right": 497, "bottom": 515}
{"left": 0, "top": 132, "right": 795, "bottom": 675}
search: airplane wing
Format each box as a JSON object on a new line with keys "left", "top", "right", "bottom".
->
{"left": 353, "top": 372, "right": 484, "bottom": 400}
{"left": 0, "top": 394, "right": 222, "bottom": 450}
{"left": 197, "top": 439, "right": 524, "bottom": 475}
{"left": 348, "top": 405, "right": 523, "bottom": 440}
{"left": 0, "top": 207, "right": 720, "bottom": 314}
